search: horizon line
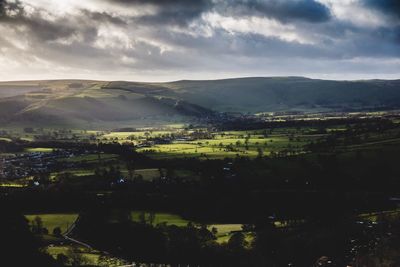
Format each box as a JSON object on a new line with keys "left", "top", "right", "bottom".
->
{"left": 0, "top": 75, "right": 399, "bottom": 84}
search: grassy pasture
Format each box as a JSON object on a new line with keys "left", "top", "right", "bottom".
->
{"left": 0, "top": 182, "right": 25, "bottom": 188}
{"left": 26, "top": 211, "right": 251, "bottom": 247}
{"left": 130, "top": 211, "right": 248, "bottom": 243}
{"left": 51, "top": 169, "right": 96, "bottom": 179}
{"left": 208, "top": 224, "right": 245, "bottom": 243}
{"left": 26, "top": 211, "right": 247, "bottom": 242}
{"left": 25, "top": 147, "right": 54, "bottom": 153}
{"left": 25, "top": 213, "right": 78, "bottom": 234}
{"left": 359, "top": 209, "right": 400, "bottom": 222}
{"left": 138, "top": 130, "right": 311, "bottom": 159}
{"left": 130, "top": 211, "right": 190, "bottom": 227}
{"left": 46, "top": 245, "right": 126, "bottom": 266}
{"left": 102, "top": 130, "right": 176, "bottom": 139}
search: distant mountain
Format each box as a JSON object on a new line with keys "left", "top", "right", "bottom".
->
{"left": 0, "top": 77, "right": 399, "bottom": 128}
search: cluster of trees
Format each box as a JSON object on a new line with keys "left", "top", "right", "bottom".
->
{"left": 0, "top": 207, "right": 59, "bottom": 267}
{"left": 0, "top": 140, "right": 25, "bottom": 153}
{"left": 30, "top": 216, "right": 62, "bottom": 237}
{"left": 73, "top": 207, "right": 398, "bottom": 266}
{"left": 74, "top": 208, "right": 253, "bottom": 266}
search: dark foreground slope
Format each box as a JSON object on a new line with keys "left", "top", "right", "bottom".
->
{"left": 0, "top": 77, "right": 399, "bottom": 128}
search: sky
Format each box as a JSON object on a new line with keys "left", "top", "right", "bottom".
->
{"left": 0, "top": 0, "right": 399, "bottom": 81}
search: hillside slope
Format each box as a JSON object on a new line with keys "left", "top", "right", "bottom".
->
{"left": 0, "top": 77, "right": 399, "bottom": 128}
{"left": 159, "top": 77, "right": 400, "bottom": 112}
{"left": 0, "top": 80, "right": 213, "bottom": 128}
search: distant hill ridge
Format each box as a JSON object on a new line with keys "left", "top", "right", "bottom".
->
{"left": 0, "top": 77, "right": 399, "bottom": 127}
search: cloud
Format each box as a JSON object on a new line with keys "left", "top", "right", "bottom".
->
{"left": 0, "top": 0, "right": 398, "bottom": 81}
{"left": 215, "top": 0, "right": 331, "bottom": 23}
{"left": 0, "top": 1, "right": 80, "bottom": 42}
{"left": 103, "top": 0, "right": 331, "bottom": 26}
{"left": 84, "top": 10, "right": 127, "bottom": 26}
{"left": 363, "top": 0, "right": 400, "bottom": 20}
{"left": 105, "top": 0, "right": 213, "bottom": 26}
{"left": 0, "top": 0, "right": 23, "bottom": 19}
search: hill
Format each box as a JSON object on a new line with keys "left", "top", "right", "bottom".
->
{"left": 103, "top": 77, "right": 400, "bottom": 113}
{"left": 160, "top": 77, "right": 400, "bottom": 113}
{"left": 0, "top": 80, "right": 213, "bottom": 128}
{"left": 0, "top": 77, "right": 399, "bottom": 128}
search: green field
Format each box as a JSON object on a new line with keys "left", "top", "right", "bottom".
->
{"left": 25, "top": 212, "right": 247, "bottom": 243}
{"left": 130, "top": 211, "right": 248, "bottom": 243}
{"left": 50, "top": 169, "right": 96, "bottom": 179}
{"left": 131, "top": 211, "right": 190, "bottom": 226}
{"left": 208, "top": 224, "right": 244, "bottom": 243}
{"left": 46, "top": 245, "right": 126, "bottom": 266}
{"left": 100, "top": 130, "right": 181, "bottom": 144}
{"left": 0, "top": 182, "right": 25, "bottom": 188}
{"left": 137, "top": 130, "right": 313, "bottom": 159}
{"left": 25, "top": 214, "right": 78, "bottom": 234}
{"left": 25, "top": 147, "right": 54, "bottom": 153}
{"left": 359, "top": 209, "right": 400, "bottom": 222}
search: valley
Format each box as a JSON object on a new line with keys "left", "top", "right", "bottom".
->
{"left": 2, "top": 106, "right": 400, "bottom": 266}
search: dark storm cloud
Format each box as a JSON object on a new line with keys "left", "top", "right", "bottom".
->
{"left": 105, "top": 0, "right": 212, "bottom": 25}
{"left": 23, "top": 18, "right": 79, "bottom": 42}
{"left": 105, "top": 0, "right": 331, "bottom": 25}
{"left": 84, "top": 10, "right": 127, "bottom": 25}
{"left": 0, "top": 0, "right": 23, "bottom": 19}
{"left": 363, "top": 0, "right": 400, "bottom": 20}
{"left": 0, "top": 0, "right": 79, "bottom": 42}
{"left": 216, "top": 0, "right": 331, "bottom": 23}
{"left": 0, "top": 0, "right": 6, "bottom": 16}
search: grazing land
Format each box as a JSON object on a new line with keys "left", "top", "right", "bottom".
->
{"left": 25, "top": 214, "right": 78, "bottom": 234}
{"left": 2, "top": 106, "right": 400, "bottom": 266}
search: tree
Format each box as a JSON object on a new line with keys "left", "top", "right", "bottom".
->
{"left": 98, "top": 254, "right": 121, "bottom": 267}
{"left": 32, "top": 216, "right": 44, "bottom": 234}
{"left": 166, "top": 167, "right": 175, "bottom": 180}
{"left": 211, "top": 227, "right": 218, "bottom": 237}
{"left": 42, "top": 227, "right": 49, "bottom": 235}
{"left": 257, "top": 147, "right": 264, "bottom": 158}
{"left": 148, "top": 212, "right": 156, "bottom": 225}
{"left": 53, "top": 227, "right": 62, "bottom": 237}
{"left": 242, "top": 224, "right": 254, "bottom": 232}
{"left": 139, "top": 211, "right": 146, "bottom": 224}
{"left": 66, "top": 248, "right": 89, "bottom": 266}
{"left": 127, "top": 162, "right": 135, "bottom": 180}
{"left": 1, "top": 209, "right": 58, "bottom": 266}
{"left": 56, "top": 254, "right": 68, "bottom": 265}
{"left": 244, "top": 137, "right": 250, "bottom": 150}
{"left": 228, "top": 232, "right": 248, "bottom": 251}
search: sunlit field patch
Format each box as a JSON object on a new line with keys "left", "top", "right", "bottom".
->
{"left": 25, "top": 147, "right": 54, "bottom": 153}
{"left": 130, "top": 211, "right": 190, "bottom": 227}
{"left": 25, "top": 214, "right": 78, "bottom": 234}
